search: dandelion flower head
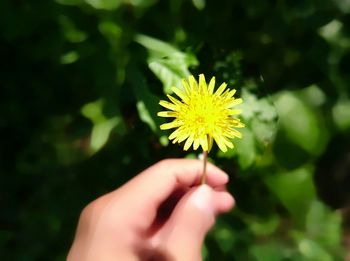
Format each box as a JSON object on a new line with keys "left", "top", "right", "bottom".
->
{"left": 157, "top": 74, "right": 245, "bottom": 152}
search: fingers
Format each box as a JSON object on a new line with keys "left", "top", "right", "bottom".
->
{"left": 112, "top": 159, "right": 229, "bottom": 231}
{"left": 152, "top": 185, "right": 234, "bottom": 260}
{"left": 68, "top": 159, "right": 234, "bottom": 261}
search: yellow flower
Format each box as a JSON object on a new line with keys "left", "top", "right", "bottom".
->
{"left": 157, "top": 74, "right": 245, "bottom": 152}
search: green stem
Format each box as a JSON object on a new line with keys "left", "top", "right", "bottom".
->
{"left": 201, "top": 151, "right": 208, "bottom": 185}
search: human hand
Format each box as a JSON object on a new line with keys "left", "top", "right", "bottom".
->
{"left": 67, "top": 159, "right": 234, "bottom": 261}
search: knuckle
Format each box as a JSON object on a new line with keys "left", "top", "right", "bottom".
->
{"left": 79, "top": 200, "right": 96, "bottom": 223}
{"left": 157, "top": 158, "right": 176, "bottom": 168}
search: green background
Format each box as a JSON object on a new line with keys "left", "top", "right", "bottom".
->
{"left": 1, "top": 0, "right": 350, "bottom": 260}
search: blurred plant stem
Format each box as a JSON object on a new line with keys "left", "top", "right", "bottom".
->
{"left": 201, "top": 151, "right": 208, "bottom": 185}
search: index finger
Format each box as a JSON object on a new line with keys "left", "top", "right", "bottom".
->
{"left": 114, "top": 158, "right": 229, "bottom": 231}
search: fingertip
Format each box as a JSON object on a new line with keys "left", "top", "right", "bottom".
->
{"left": 187, "top": 184, "right": 215, "bottom": 215}
{"left": 213, "top": 191, "right": 235, "bottom": 214}
{"left": 185, "top": 185, "right": 234, "bottom": 216}
{"left": 205, "top": 162, "right": 230, "bottom": 186}
{"left": 149, "top": 158, "right": 229, "bottom": 188}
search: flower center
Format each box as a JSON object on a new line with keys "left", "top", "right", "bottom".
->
{"left": 195, "top": 115, "right": 205, "bottom": 124}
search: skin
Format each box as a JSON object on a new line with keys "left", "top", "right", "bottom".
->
{"left": 67, "top": 159, "right": 234, "bottom": 261}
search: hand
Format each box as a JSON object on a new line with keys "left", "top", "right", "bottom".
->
{"left": 67, "top": 159, "right": 234, "bottom": 261}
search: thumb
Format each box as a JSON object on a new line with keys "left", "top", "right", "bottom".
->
{"left": 155, "top": 185, "right": 234, "bottom": 261}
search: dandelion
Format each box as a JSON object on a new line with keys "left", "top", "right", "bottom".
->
{"left": 157, "top": 74, "right": 244, "bottom": 183}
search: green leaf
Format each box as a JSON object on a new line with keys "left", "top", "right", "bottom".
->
{"left": 332, "top": 100, "right": 350, "bottom": 131}
{"left": 234, "top": 127, "right": 256, "bottom": 169}
{"left": 239, "top": 87, "right": 277, "bottom": 122}
{"left": 84, "top": 0, "right": 122, "bottom": 10}
{"left": 297, "top": 84, "right": 326, "bottom": 107}
{"left": 135, "top": 34, "right": 181, "bottom": 56}
{"left": 227, "top": 88, "right": 277, "bottom": 167}
{"left": 212, "top": 220, "right": 236, "bottom": 254}
{"left": 136, "top": 101, "right": 156, "bottom": 132}
{"left": 90, "top": 117, "right": 120, "bottom": 152}
{"left": 318, "top": 19, "right": 343, "bottom": 44}
{"left": 192, "top": 0, "right": 205, "bottom": 10}
{"left": 298, "top": 239, "right": 333, "bottom": 261}
{"left": 55, "top": 0, "right": 83, "bottom": 6}
{"left": 249, "top": 215, "right": 280, "bottom": 236}
{"left": 127, "top": 66, "right": 163, "bottom": 134}
{"left": 239, "top": 88, "right": 277, "bottom": 146}
{"left": 98, "top": 21, "right": 122, "bottom": 44}
{"left": 274, "top": 91, "right": 327, "bottom": 155}
{"left": 60, "top": 51, "right": 79, "bottom": 64}
{"left": 250, "top": 241, "right": 292, "bottom": 261}
{"left": 264, "top": 167, "right": 316, "bottom": 225}
{"left": 135, "top": 34, "right": 198, "bottom": 93}
{"left": 306, "top": 200, "right": 342, "bottom": 247}
{"left": 251, "top": 118, "right": 276, "bottom": 147}
{"left": 59, "top": 15, "right": 87, "bottom": 43}
{"left": 126, "top": 0, "right": 157, "bottom": 8}
{"left": 81, "top": 99, "right": 122, "bottom": 154}
{"left": 331, "top": 0, "right": 350, "bottom": 14}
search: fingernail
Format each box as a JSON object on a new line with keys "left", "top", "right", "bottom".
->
{"left": 188, "top": 185, "right": 214, "bottom": 214}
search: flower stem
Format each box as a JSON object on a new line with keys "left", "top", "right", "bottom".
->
{"left": 201, "top": 151, "right": 208, "bottom": 184}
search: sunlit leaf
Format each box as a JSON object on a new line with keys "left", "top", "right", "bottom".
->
{"left": 192, "top": 0, "right": 205, "bottom": 10}
{"left": 98, "top": 21, "right": 122, "bottom": 44}
{"left": 297, "top": 84, "right": 326, "bottom": 107}
{"left": 84, "top": 0, "right": 122, "bottom": 10}
{"left": 332, "top": 100, "right": 350, "bottom": 131}
{"left": 136, "top": 101, "right": 156, "bottom": 131}
{"left": 215, "top": 228, "right": 235, "bottom": 252}
{"left": 90, "top": 117, "right": 120, "bottom": 152}
{"left": 265, "top": 167, "right": 316, "bottom": 225}
{"left": 135, "top": 34, "right": 198, "bottom": 93}
{"left": 274, "top": 91, "right": 328, "bottom": 155}
{"left": 249, "top": 215, "right": 280, "bottom": 236}
{"left": 234, "top": 127, "right": 256, "bottom": 169}
{"left": 60, "top": 51, "right": 79, "bottom": 64}
{"left": 55, "top": 0, "right": 83, "bottom": 5}
{"left": 332, "top": 0, "right": 350, "bottom": 14}
{"left": 250, "top": 241, "right": 292, "bottom": 261}
{"left": 59, "top": 15, "right": 88, "bottom": 43}
{"left": 306, "top": 200, "right": 342, "bottom": 247}
{"left": 81, "top": 100, "right": 122, "bottom": 154}
{"left": 298, "top": 239, "right": 333, "bottom": 261}
{"left": 128, "top": 66, "right": 163, "bottom": 134}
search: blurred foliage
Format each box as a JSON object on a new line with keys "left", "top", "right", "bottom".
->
{"left": 1, "top": 0, "right": 350, "bottom": 260}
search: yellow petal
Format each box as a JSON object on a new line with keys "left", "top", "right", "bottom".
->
{"left": 157, "top": 111, "right": 177, "bottom": 117}
{"left": 200, "top": 136, "right": 209, "bottom": 151}
{"left": 177, "top": 133, "right": 190, "bottom": 143}
{"left": 225, "top": 89, "right": 237, "bottom": 99}
{"left": 207, "top": 136, "right": 213, "bottom": 152}
{"left": 232, "top": 119, "right": 245, "bottom": 128}
{"left": 182, "top": 79, "right": 191, "bottom": 95}
{"left": 208, "top": 77, "right": 215, "bottom": 94}
{"left": 159, "top": 100, "right": 177, "bottom": 111}
{"left": 199, "top": 74, "right": 207, "bottom": 94}
{"left": 160, "top": 121, "right": 182, "bottom": 130}
{"left": 169, "top": 128, "right": 181, "bottom": 140}
{"left": 222, "top": 137, "right": 234, "bottom": 149}
{"left": 226, "top": 98, "right": 243, "bottom": 108}
{"left": 167, "top": 94, "right": 182, "bottom": 105}
{"left": 227, "top": 128, "right": 242, "bottom": 138}
{"left": 228, "top": 109, "right": 242, "bottom": 115}
{"left": 171, "top": 86, "right": 188, "bottom": 103}
{"left": 193, "top": 138, "right": 200, "bottom": 150}
{"left": 184, "top": 135, "right": 194, "bottom": 151}
{"left": 188, "top": 75, "right": 198, "bottom": 91}
{"left": 215, "top": 82, "right": 227, "bottom": 96}
{"left": 214, "top": 135, "right": 227, "bottom": 152}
